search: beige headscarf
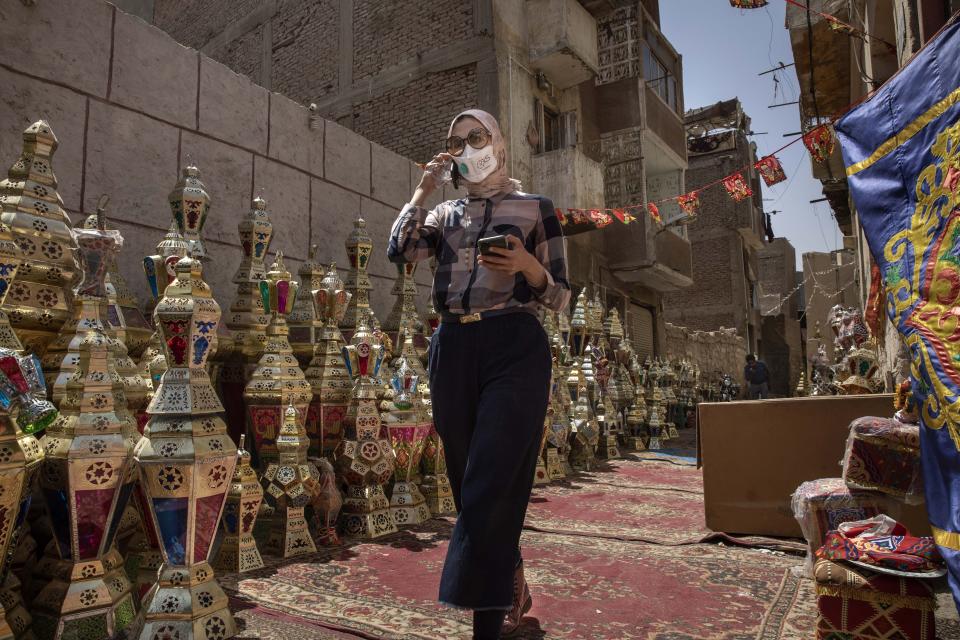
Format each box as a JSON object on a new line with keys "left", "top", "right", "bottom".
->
{"left": 448, "top": 109, "right": 522, "bottom": 199}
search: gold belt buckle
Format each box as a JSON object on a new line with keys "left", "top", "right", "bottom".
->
{"left": 460, "top": 312, "right": 482, "bottom": 324}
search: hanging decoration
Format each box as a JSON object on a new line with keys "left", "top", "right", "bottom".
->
{"left": 722, "top": 172, "right": 753, "bottom": 202}
{"left": 804, "top": 125, "right": 836, "bottom": 164}
{"left": 755, "top": 155, "right": 787, "bottom": 187}
{"left": 609, "top": 208, "right": 636, "bottom": 224}
{"left": 646, "top": 203, "right": 661, "bottom": 224}
{"left": 730, "top": 0, "right": 768, "bottom": 7}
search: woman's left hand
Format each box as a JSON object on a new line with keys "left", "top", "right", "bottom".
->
{"left": 478, "top": 235, "right": 548, "bottom": 290}
{"left": 477, "top": 235, "right": 536, "bottom": 275}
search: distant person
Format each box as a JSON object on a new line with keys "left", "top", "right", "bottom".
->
{"left": 744, "top": 354, "right": 770, "bottom": 399}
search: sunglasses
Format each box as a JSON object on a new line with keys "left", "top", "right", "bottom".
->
{"left": 445, "top": 128, "right": 491, "bottom": 157}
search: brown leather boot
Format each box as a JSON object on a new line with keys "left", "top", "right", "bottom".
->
{"left": 501, "top": 560, "right": 532, "bottom": 637}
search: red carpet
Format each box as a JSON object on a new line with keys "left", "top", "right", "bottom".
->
{"left": 224, "top": 453, "right": 821, "bottom": 639}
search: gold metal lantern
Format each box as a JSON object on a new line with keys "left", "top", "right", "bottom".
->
{"left": 0, "top": 120, "right": 78, "bottom": 356}
{"left": 32, "top": 225, "right": 137, "bottom": 640}
{"left": 340, "top": 218, "right": 376, "bottom": 342}
{"left": 134, "top": 257, "right": 237, "bottom": 640}
{"left": 287, "top": 245, "right": 326, "bottom": 369}
{"left": 383, "top": 355, "right": 431, "bottom": 526}
{"left": 211, "top": 435, "right": 263, "bottom": 573}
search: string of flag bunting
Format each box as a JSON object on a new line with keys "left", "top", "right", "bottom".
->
{"left": 555, "top": 0, "right": 862, "bottom": 236}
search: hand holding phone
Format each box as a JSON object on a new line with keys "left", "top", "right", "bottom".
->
{"left": 477, "top": 234, "right": 511, "bottom": 255}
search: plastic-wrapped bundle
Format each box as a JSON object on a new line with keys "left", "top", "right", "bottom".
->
{"left": 842, "top": 416, "right": 924, "bottom": 504}
{"left": 792, "top": 478, "right": 885, "bottom": 562}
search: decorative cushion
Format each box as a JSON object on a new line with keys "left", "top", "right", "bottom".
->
{"left": 842, "top": 416, "right": 923, "bottom": 503}
{"left": 792, "top": 478, "right": 885, "bottom": 558}
{"left": 814, "top": 559, "right": 936, "bottom": 640}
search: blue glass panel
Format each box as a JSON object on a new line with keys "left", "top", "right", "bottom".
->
{"left": 221, "top": 502, "right": 239, "bottom": 535}
{"left": 152, "top": 497, "right": 188, "bottom": 566}
{"left": 43, "top": 489, "right": 72, "bottom": 559}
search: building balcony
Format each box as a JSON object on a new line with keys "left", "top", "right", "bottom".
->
{"left": 531, "top": 146, "right": 605, "bottom": 211}
{"left": 604, "top": 217, "right": 693, "bottom": 292}
{"left": 526, "top": 0, "right": 599, "bottom": 89}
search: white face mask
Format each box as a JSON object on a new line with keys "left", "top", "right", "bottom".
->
{"left": 456, "top": 144, "right": 498, "bottom": 183}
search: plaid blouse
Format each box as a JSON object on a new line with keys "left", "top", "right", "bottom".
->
{"left": 387, "top": 192, "right": 571, "bottom": 317}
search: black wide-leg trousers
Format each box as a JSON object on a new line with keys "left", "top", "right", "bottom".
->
{"left": 428, "top": 311, "right": 551, "bottom": 610}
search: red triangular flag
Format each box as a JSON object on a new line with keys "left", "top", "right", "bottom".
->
{"left": 803, "top": 125, "right": 836, "bottom": 164}
{"left": 729, "top": 0, "right": 768, "bottom": 7}
{"left": 723, "top": 173, "right": 753, "bottom": 202}
{"left": 610, "top": 208, "right": 635, "bottom": 224}
{"left": 676, "top": 192, "right": 701, "bottom": 219}
{"left": 555, "top": 207, "right": 566, "bottom": 224}
{"left": 755, "top": 155, "right": 787, "bottom": 187}
{"left": 647, "top": 203, "right": 662, "bottom": 224}
{"left": 589, "top": 209, "right": 613, "bottom": 228}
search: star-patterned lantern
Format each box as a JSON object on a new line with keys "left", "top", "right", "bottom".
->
{"left": 220, "top": 196, "right": 274, "bottom": 447}
{"left": 303, "top": 265, "right": 352, "bottom": 460}
{"left": 243, "top": 253, "right": 312, "bottom": 470}
{"left": 646, "top": 384, "right": 664, "bottom": 450}
{"left": 383, "top": 262, "right": 426, "bottom": 358}
{"left": 623, "top": 387, "right": 648, "bottom": 451}
{"left": 337, "top": 320, "right": 397, "bottom": 538}
{"left": 544, "top": 314, "right": 571, "bottom": 481}
{"left": 287, "top": 245, "right": 326, "bottom": 369}
{"left": 211, "top": 435, "right": 263, "bottom": 573}
{"left": 340, "top": 218, "right": 376, "bottom": 342}
{"left": 260, "top": 404, "right": 322, "bottom": 558}
{"left": 32, "top": 226, "right": 138, "bottom": 640}
{"left": 81, "top": 211, "right": 151, "bottom": 358}
{"left": 567, "top": 386, "right": 599, "bottom": 471}
{"left": 383, "top": 356, "right": 431, "bottom": 526}
{"left": 0, "top": 120, "right": 78, "bottom": 355}
{"left": 134, "top": 257, "right": 237, "bottom": 640}
{"left": 0, "top": 223, "right": 24, "bottom": 352}
{"left": 0, "top": 350, "right": 47, "bottom": 640}
{"left": 168, "top": 166, "right": 211, "bottom": 261}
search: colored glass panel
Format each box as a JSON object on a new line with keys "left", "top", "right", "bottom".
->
{"left": 152, "top": 497, "right": 189, "bottom": 565}
{"left": 76, "top": 488, "right": 115, "bottom": 559}
{"left": 221, "top": 502, "right": 239, "bottom": 535}
{"left": 43, "top": 488, "right": 72, "bottom": 559}
{"left": 103, "top": 481, "right": 135, "bottom": 553}
{"left": 134, "top": 484, "right": 160, "bottom": 548}
{"left": 193, "top": 493, "right": 225, "bottom": 563}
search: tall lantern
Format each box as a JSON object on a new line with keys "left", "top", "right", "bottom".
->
{"left": 384, "top": 352, "right": 432, "bottom": 526}
{"left": 134, "top": 257, "right": 237, "bottom": 640}
{"left": 32, "top": 224, "right": 137, "bottom": 640}
{"left": 340, "top": 218, "right": 376, "bottom": 342}
{"left": 211, "top": 435, "right": 263, "bottom": 573}
{"left": 167, "top": 166, "right": 210, "bottom": 261}
{"left": 337, "top": 320, "right": 397, "bottom": 539}
{"left": 287, "top": 245, "right": 326, "bottom": 369}
{"left": 220, "top": 196, "right": 273, "bottom": 448}
{"left": 243, "top": 253, "right": 312, "bottom": 469}
{"left": 303, "top": 265, "right": 351, "bottom": 460}
{"left": 0, "top": 120, "right": 78, "bottom": 355}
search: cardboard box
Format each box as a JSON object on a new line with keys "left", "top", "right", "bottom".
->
{"left": 698, "top": 395, "right": 931, "bottom": 538}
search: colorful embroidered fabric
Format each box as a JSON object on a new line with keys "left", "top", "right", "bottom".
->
{"left": 816, "top": 515, "right": 942, "bottom": 572}
{"left": 803, "top": 125, "right": 836, "bottom": 164}
{"left": 835, "top": 17, "right": 960, "bottom": 606}
{"left": 792, "top": 478, "right": 885, "bottom": 558}
{"left": 814, "top": 559, "right": 936, "bottom": 640}
{"left": 722, "top": 172, "right": 752, "bottom": 202}
{"left": 677, "top": 192, "right": 700, "bottom": 217}
{"left": 755, "top": 155, "right": 787, "bottom": 187}
{"left": 842, "top": 416, "right": 924, "bottom": 502}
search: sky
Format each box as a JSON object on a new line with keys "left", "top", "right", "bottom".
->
{"left": 660, "top": 0, "right": 840, "bottom": 270}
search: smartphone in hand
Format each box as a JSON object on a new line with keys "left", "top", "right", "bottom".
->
{"left": 477, "top": 235, "right": 511, "bottom": 255}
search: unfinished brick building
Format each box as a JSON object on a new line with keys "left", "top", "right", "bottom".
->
{"left": 128, "top": 0, "right": 694, "bottom": 358}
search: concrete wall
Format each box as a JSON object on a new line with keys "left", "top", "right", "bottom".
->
{"left": 760, "top": 314, "right": 803, "bottom": 397}
{"left": 664, "top": 322, "right": 747, "bottom": 389}
{"left": 758, "top": 237, "right": 798, "bottom": 318}
{"left": 801, "top": 250, "right": 860, "bottom": 379}
{"left": 0, "top": 0, "right": 438, "bottom": 321}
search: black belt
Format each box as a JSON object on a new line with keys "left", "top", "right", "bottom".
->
{"left": 439, "top": 307, "right": 537, "bottom": 324}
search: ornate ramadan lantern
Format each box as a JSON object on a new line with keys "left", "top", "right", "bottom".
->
{"left": 0, "top": 222, "right": 24, "bottom": 352}
{"left": 244, "top": 253, "right": 312, "bottom": 469}
{"left": 134, "top": 257, "right": 237, "bottom": 640}
{"left": 568, "top": 386, "right": 599, "bottom": 471}
{"left": 795, "top": 371, "right": 808, "bottom": 397}
{"left": 340, "top": 218, "right": 376, "bottom": 342}
{"left": 840, "top": 343, "right": 881, "bottom": 395}
{"left": 0, "top": 120, "right": 78, "bottom": 355}
{"left": 287, "top": 245, "right": 326, "bottom": 369}
{"left": 220, "top": 196, "right": 274, "bottom": 448}
{"left": 303, "top": 265, "right": 351, "bottom": 459}
{"left": 647, "top": 385, "right": 664, "bottom": 450}
{"left": 168, "top": 166, "right": 211, "bottom": 261}
{"left": 211, "top": 435, "right": 263, "bottom": 573}
{"left": 623, "top": 389, "right": 648, "bottom": 451}
{"left": 591, "top": 339, "right": 620, "bottom": 461}
{"left": 384, "top": 355, "right": 432, "bottom": 526}
{"left": 383, "top": 262, "right": 425, "bottom": 353}
{"left": 32, "top": 225, "right": 138, "bottom": 640}
{"left": 544, "top": 315, "right": 571, "bottom": 480}
{"left": 80, "top": 210, "right": 151, "bottom": 358}
{"left": 418, "top": 428, "right": 456, "bottom": 516}
{"left": 260, "top": 404, "right": 321, "bottom": 558}
{"left": 337, "top": 320, "right": 396, "bottom": 538}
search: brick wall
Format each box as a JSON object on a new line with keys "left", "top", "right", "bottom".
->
{"left": 152, "top": 0, "right": 261, "bottom": 50}
{"left": 352, "top": 65, "right": 479, "bottom": 165}
{"left": 270, "top": 0, "right": 340, "bottom": 104}
{"left": 761, "top": 314, "right": 802, "bottom": 397}
{"left": 352, "top": 0, "right": 473, "bottom": 81}
{"left": 0, "top": 0, "right": 433, "bottom": 321}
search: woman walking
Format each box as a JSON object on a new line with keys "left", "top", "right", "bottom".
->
{"left": 387, "top": 109, "right": 570, "bottom": 638}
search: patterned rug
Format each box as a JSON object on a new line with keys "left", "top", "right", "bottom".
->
{"left": 224, "top": 452, "right": 826, "bottom": 639}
